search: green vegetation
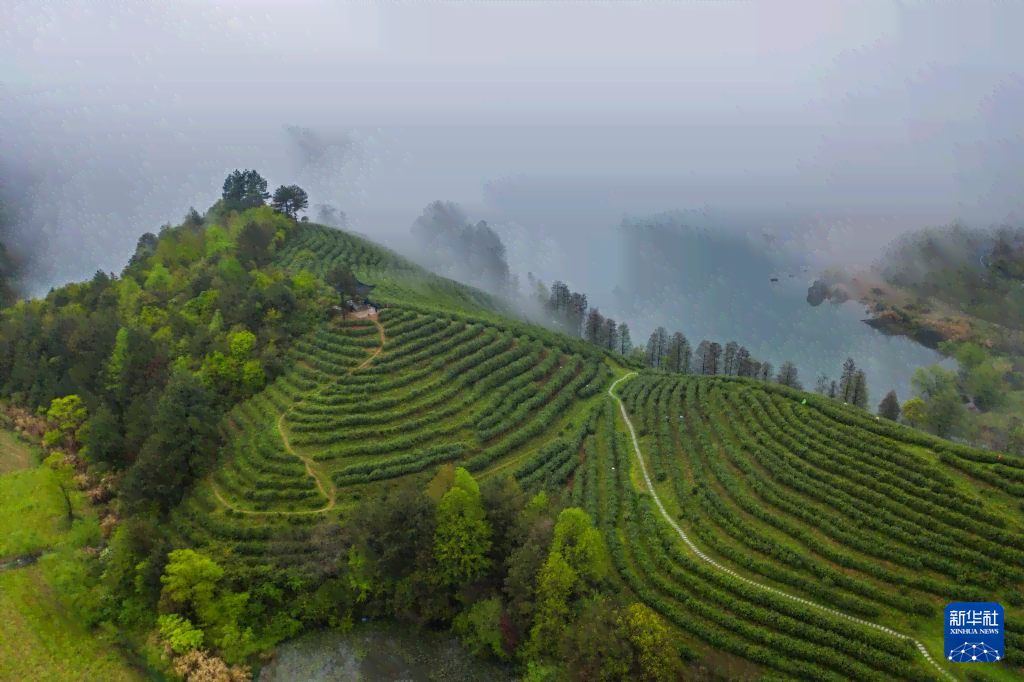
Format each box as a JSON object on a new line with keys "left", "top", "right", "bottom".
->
{"left": 0, "top": 428, "right": 35, "bottom": 473}
{"left": 1, "top": 172, "right": 1022, "bottom": 682}
{"left": 0, "top": 565, "right": 146, "bottom": 682}
{"left": 0, "top": 464, "right": 89, "bottom": 558}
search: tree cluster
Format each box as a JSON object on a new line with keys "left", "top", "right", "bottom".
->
{"left": 0, "top": 172, "right": 329, "bottom": 512}
{"left": 642, "top": 328, "right": 791, "bottom": 386}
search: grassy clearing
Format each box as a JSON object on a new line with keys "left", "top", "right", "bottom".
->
{"left": 0, "top": 565, "right": 146, "bottom": 682}
{"left": 0, "top": 465, "right": 72, "bottom": 558}
{"left": 0, "top": 429, "right": 36, "bottom": 474}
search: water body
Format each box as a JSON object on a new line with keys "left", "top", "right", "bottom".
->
{"left": 256, "top": 624, "right": 518, "bottom": 682}
{"left": 608, "top": 210, "right": 959, "bottom": 403}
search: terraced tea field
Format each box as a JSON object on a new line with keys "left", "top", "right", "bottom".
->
{"left": 174, "top": 222, "right": 1023, "bottom": 681}
{"left": 601, "top": 373, "right": 1024, "bottom": 682}
{"left": 174, "top": 305, "right": 615, "bottom": 574}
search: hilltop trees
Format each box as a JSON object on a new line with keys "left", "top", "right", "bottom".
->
{"left": 314, "top": 204, "right": 345, "bottom": 227}
{"left": 221, "top": 170, "right": 270, "bottom": 212}
{"left": 271, "top": 184, "right": 309, "bottom": 220}
{"left": 776, "top": 361, "right": 802, "bottom": 390}
{"left": 646, "top": 327, "right": 669, "bottom": 368}
{"left": 664, "top": 332, "right": 691, "bottom": 373}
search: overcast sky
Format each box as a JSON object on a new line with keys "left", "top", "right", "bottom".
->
{"left": 3, "top": 1, "right": 1022, "bottom": 298}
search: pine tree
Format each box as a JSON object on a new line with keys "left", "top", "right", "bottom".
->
{"left": 736, "top": 347, "right": 752, "bottom": 377}
{"left": 602, "top": 318, "right": 618, "bottom": 351}
{"left": 723, "top": 341, "right": 739, "bottom": 375}
{"left": 828, "top": 380, "right": 838, "bottom": 399}
{"left": 585, "top": 308, "right": 605, "bottom": 345}
{"left": 878, "top": 390, "right": 901, "bottom": 421}
{"left": 815, "top": 373, "right": 830, "bottom": 395}
{"left": 839, "top": 357, "right": 857, "bottom": 403}
{"left": 618, "top": 324, "right": 632, "bottom": 355}
{"left": 569, "top": 292, "right": 588, "bottom": 337}
{"left": 694, "top": 341, "right": 710, "bottom": 375}
{"left": 851, "top": 370, "right": 869, "bottom": 409}
{"left": 707, "top": 342, "right": 723, "bottom": 376}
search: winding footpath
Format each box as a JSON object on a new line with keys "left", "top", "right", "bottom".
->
{"left": 607, "top": 372, "right": 958, "bottom": 682}
{"left": 211, "top": 316, "right": 386, "bottom": 516}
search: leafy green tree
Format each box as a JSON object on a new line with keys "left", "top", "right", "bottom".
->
{"left": 911, "top": 365, "right": 965, "bottom": 437}
{"left": 528, "top": 549, "right": 578, "bottom": 658}
{"left": 452, "top": 596, "right": 509, "bottom": 661}
{"left": 481, "top": 475, "right": 527, "bottom": 585}
{"left": 966, "top": 358, "right": 1009, "bottom": 411}
{"left": 550, "top": 507, "right": 610, "bottom": 590}
{"left": 236, "top": 220, "right": 277, "bottom": 269}
{"left": 144, "top": 262, "right": 173, "bottom": 293}
{"left": 204, "top": 224, "right": 234, "bottom": 258}
{"left": 902, "top": 397, "right": 928, "bottom": 429}
{"left": 954, "top": 342, "right": 988, "bottom": 373}
{"left": 618, "top": 601, "right": 686, "bottom": 682}
{"left": 78, "top": 403, "right": 126, "bottom": 468}
{"left": 47, "top": 394, "right": 88, "bottom": 437}
{"left": 221, "top": 169, "right": 270, "bottom": 212}
{"left": 503, "top": 515, "right": 555, "bottom": 647}
{"left": 159, "top": 549, "right": 254, "bottom": 663}
{"left": 121, "top": 372, "right": 221, "bottom": 513}
{"left": 271, "top": 185, "right": 309, "bottom": 220}
{"left": 433, "top": 478, "right": 493, "bottom": 588}
{"left": 558, "top": 596, "right": 632, "bottom": 682}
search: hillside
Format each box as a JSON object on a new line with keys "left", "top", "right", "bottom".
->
{"left": 188, "top": 223, "right": 1023, "bottom": 681}
{"left": 2, "top": 206, "right": 1023, "bottom": 682}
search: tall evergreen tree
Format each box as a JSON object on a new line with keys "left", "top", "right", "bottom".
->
{"left": 828, "top": 380, "right": 838, "bottom": 399}
{"left": 569, "top": 292, "right": 588, "bottom": 338}
{"left": 693, "top": 341, "right": 710, "bottom": 375}
{"left": 839, "top": 357, "right": 857, "bottom": 403}
{"left": 851, "top": 370, "right": 869, "bottom": 409}
{"left": 617, "top": 323, "right": 632, "bottom": 356}
{"left": 815, "top": 373, "right": 830, "bottom": 395}
{"left": 706, "top": 342, "right": 722, "bottom": 376}
{"left": 602, "top": 318, "right": 618, "bottom": 351}
{"left": 736, "top": 346, "right": 753, "bottom": 377}
{"left": 584, "top": 308, "right": 605, "bottom": 345}
{"left": 646, "top": 327, "right": 669, "bottom": 368}
{"left": 723, "top": 341, "right": 739, "bottom": 376}
{"left": 878, "top": 390, "right": 901, "bottom": 421}
{"left": 761, "top": 362, "right": 774, "bottom": 382}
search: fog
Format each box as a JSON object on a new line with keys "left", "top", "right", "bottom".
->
{"left": 3, "top": 1, "right": 1021, "bottom": 397}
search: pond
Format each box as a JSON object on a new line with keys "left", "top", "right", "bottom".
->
{"left": 256, "top": 623, "right": 520, "bottom": 682}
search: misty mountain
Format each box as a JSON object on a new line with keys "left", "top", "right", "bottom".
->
{"left": 408, "top": 201, "right": 516, "bottom": 297}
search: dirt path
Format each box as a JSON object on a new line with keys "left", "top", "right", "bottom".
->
{"left": 211, "top": 316, "right": 387, "bottom": 516}
{"left": 607, "top": 372, "right": 958, "bottom": 682}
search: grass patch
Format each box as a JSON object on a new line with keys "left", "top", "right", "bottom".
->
{"left": 0, "top": 466, "right": 72, "bottom": 558}
{"left": 0, "top": 565, "right": 146, "bottom": 682}
{"left": 0, "top": 429, "right": 36, "bottom": 474}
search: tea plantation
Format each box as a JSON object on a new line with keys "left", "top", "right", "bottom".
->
{"left": 170, "top": 223, "right": 1023, "bottom": 682}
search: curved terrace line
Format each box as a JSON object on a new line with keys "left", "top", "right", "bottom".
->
{"left": 608, "top": 372, "right": 958, "bottom": 682}
{"left": 211, "top": 316, "right": 386, "bottom": 516}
